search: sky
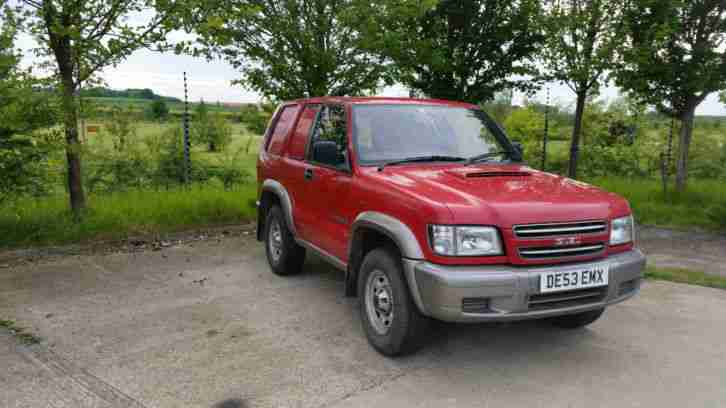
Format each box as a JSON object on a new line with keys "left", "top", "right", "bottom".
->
{"left": 17, "top": 39, "right": 726, "bottom": 116}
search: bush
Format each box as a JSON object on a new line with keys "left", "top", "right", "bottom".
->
{"left": 147, "top": 99, "right": 170, "bottom": 121}
{"left": 503, "top": 107, "right": 544, "bottom": 143}
{"left": 156, "top": 126, "right": 193, "bottom": 186}
{"left": 86, "top": 148, "right": 155, "bottom": 193}
{"left": 579, "top": 144, "right": 648, "bottom": 178}
{"left": 106, "top": 106, "right": 138, "bottom": 151}
{"left": 193, "top": 102, "right": 232, "bottom": 152}
{"left": 0, "top": 133, "right": 53, "bottom": 203}
{"left": 239, "top": 104, "right": 271, "bottom": 135}
{"left": 208, "top": 148, "right": 250, "bottom": 190}
{"left": 706, "top": 201, "right": 726, "bottom": 229}
{"left": 687, "top": 132, "right": 726, "bottom": 179}
{"left": 591, "top": 178, "right": 726, "bottom": 230}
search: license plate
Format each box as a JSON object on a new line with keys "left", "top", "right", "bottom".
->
{"left": 539, "top": 264, "right": 609, "bottom": 293}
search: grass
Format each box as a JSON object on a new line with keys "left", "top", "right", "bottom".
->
{"left": 645, "top": 266, "right": 726, "bottom": 290}
{"left": 0, "top": 184, "right": 257, "bottom": 248}
{"left": 0, "top": 116, "right": 264, "bottom": 249}
{"left": 590, "top": 177, "right": 726, "bottom": 231}
{"left": 0, "top": 319, "right": 41, "bottom": 345}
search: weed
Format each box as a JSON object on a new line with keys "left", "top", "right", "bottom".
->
{"left": 645, "top": 266, "right": 726, "bottom": 291}
{"left": 0, "top": 319, "right": 41, "bottom": 345}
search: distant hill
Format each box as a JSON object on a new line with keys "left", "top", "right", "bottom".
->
{"left": 80, "top": 87, "right": 182, "bottom": 103}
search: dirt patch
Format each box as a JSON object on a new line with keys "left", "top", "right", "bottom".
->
{"left": 0, "top": 223, "right": 257, "bottom": 269}
{"left": 638, "top": 225, "right": 726, "bottom": 277}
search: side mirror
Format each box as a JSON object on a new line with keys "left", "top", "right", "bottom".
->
{"left": 511, "top": 141, "right": 524, "bottom": 162}
{"left": 312, "top": 140, "right": 343, "bottom": 167}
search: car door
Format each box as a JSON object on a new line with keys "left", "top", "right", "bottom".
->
{"left": 282, "top": 103, "right": 321, "bottom": 241}
{"left": 302, "top": 104, "right": 353, "bottom": 261}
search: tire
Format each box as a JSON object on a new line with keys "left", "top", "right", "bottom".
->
{"left": 358, "top": 247, "right": 428, "bottom": 356}
{"left": 549, "top": 308, "right": 605, "bottom": 329}
{"left": 264, "top": 205, "right": 305, "bottom": 276}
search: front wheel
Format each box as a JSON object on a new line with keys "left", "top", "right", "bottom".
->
{"left": 549, "top": 308, "right": 605, "bottom": 329}
{"left": 358, "top": 248, "right": 428, "bottom": 356}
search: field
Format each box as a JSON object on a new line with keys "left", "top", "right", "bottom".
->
{"left": 86, "top": 96, "right": 247, "bottom": 119}
{"left": 1, "top": 97, "right": 726, "bottom": 249}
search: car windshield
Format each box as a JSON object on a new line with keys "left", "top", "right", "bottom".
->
{"left": 352, "top": 104, "right": 512, "bottom": 165}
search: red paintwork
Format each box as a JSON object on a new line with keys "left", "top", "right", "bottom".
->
{"left": 258, "top": 97, "right": 634, "bottom": 267}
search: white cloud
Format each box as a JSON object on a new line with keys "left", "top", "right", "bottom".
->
{"left": 15, "top": 33, "right": 726, "bottom": 116}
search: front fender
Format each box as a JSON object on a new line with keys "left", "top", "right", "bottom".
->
{"left": 259, "top": 179, "right": 296, "bottom": 238}
{"left": 350, "top": 211, "right": 424, "bottom": 260}
{"left": 347, "top": 211, "right": 428, "bottom": 315}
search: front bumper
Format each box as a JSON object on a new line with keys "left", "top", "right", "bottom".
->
{"left": 403, "top": 249, "right": 646, "bottom": 323}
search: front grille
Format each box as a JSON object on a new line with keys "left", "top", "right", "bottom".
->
{"left": 514, "top": 221, "right": 607, "bottom": 238}
{"left": 528, "top": 287, "right": 606, "bottom": 311}
{"left": 519, "top": 243, "right": 605, "bottom": 259}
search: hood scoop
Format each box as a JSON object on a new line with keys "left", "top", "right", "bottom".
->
{"left": 465, "top": 171, "right": 531, "bottom": 178}
{"left": 442, "top": 166, "right": 534, "bottom": 180}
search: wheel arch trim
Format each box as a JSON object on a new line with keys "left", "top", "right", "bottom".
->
{"left": 349, "top": 211, "right": 424, "bottom": 260}
{"left": 347, "top": 211, "right": 428, "bottom": 315}
{"left": 259, "top": 179, "right": 296, "bottom": 237}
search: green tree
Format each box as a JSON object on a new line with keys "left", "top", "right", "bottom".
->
{"left": 192, "top": 0, "right": 390, "bottom": 100}
{"left": 615, "top": 0, "right": 726, "bottom": 192}
{"left": 0, "top": 4, "right": 57, "bottom": 203}
{"left": 540, "top": 0, "right": 625, "bottom": 179}
{"left": 149, "top": 99, "right": 170, "bottom": 121}
{"left": 16, "top": 0, "right": 183, "bottom": 218}
{"left": 356, "top": 0, "right": 543, "bottom": 103}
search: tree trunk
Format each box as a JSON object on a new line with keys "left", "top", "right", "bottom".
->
{"left": 568, "top": 91, "right": 587, "bottom": 179}
{"left": 675, "top": 107, "right": 695, "bottom": 193}
{"left": 58, "top": 59, "right": 86, "bottom": 219}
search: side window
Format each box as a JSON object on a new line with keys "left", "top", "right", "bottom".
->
{"left": 288, "top": 104, "right": 320, "bottom": 160}
{"left": 266, "top": 105, "right": 300, "bottom": 155}
{"left": 309, "top": 105, "right": 348, "bottom": 169}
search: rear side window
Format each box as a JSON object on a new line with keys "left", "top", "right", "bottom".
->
{"left": 266, "top": 105, "right": 300, "bottom": 155}
{"left": 288, "top": 104, "right": 320, "bottom": 160}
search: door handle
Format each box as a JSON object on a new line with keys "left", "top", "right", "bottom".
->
{"left": 304, "top": 168, "right": 314, "bottom": 180}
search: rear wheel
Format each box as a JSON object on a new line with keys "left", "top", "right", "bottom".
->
{"left": 264, "top": 205, "right": 305, "bottom": 276}
{"left": 358, "top": 247, "right": 428, "bottom": 356}
{"left": 549, "top": 308, "right": 605, "bottom": 329}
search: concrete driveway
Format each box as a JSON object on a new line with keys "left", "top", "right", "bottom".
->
{"left": 1, "top": 233, "right": 725, "bottom": 408}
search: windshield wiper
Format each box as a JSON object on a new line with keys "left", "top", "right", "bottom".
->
{"left": 466, "top": 150, "right": 511, "bottom": 165}
{"left": 378, "top": 155, "right": 467, "bottom": 171}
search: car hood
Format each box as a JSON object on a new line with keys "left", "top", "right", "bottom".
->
{"left": 365, "top": 163, "right": 630, "bottom": 227}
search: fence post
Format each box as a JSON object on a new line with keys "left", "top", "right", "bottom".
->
{"left": 183, "top": 72, "right": 191, "bottom": 185}
{"left": 541, "top": 87, "right": 550, "bottom": 171}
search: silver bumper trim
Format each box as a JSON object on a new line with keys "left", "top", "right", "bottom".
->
{"left": 402, "top": 249, "right": 646, "bottom": 323}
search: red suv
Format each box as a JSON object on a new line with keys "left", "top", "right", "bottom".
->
{"left": 256, "top": 97, "right": 646, "bottom": 356}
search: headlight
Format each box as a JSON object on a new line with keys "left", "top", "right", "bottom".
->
{"left": 610, "top": 215, "right": 634, "bottom": 245}
{"left": 429, "top": 225, "right": 503, "bottom": 256}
